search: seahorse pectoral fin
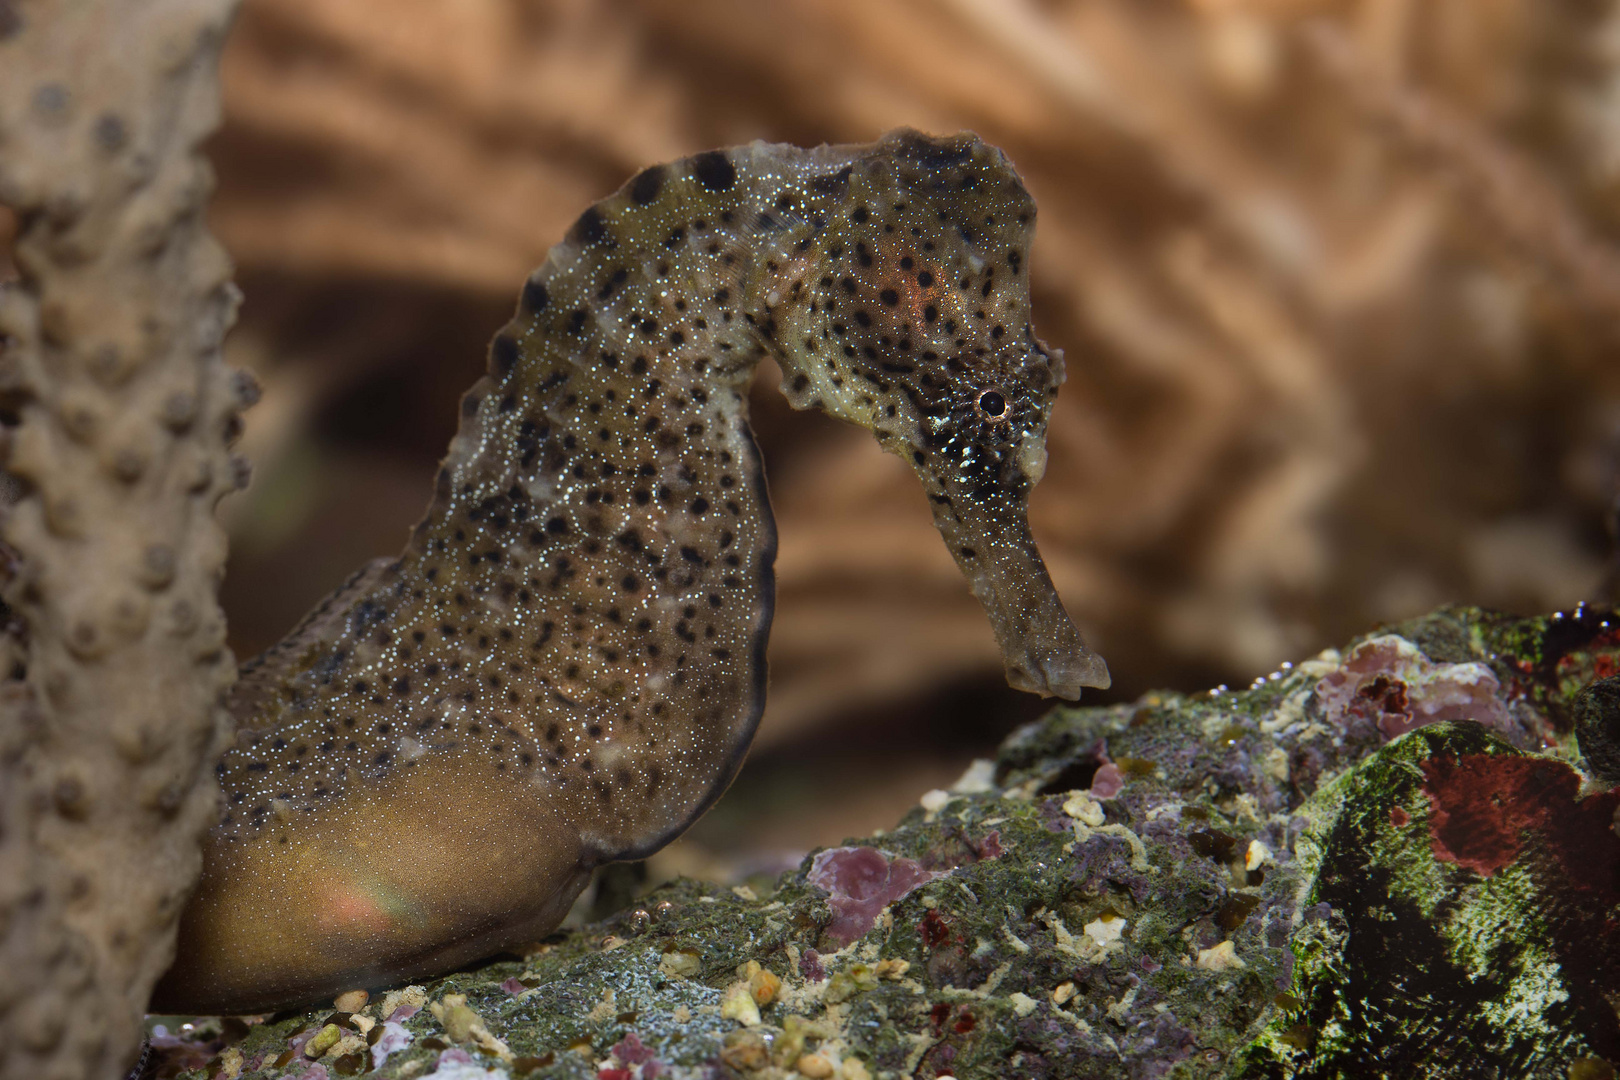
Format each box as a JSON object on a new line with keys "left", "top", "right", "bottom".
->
{"left": 935, "top": 494, "right": 1110, "bottom": 700}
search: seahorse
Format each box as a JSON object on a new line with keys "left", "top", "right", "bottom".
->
{"left": 150, "top": 129, "right": 1109, "bottom": 1014}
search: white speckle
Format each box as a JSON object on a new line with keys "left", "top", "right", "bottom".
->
{"left": 950, "top": 758, "right": 996, "bottom": 794}
{"left": 1197, "top": 941, "right": 1245, "bottom": 971}
{"left": 720, "top": 983, "right": 761, "bottom": 1026}
{"left": 1083, "top": 913, "right": 1126, "bottom": 949}
{"left": 520, "top": 474, "right": 556, "bottom": 502}
{"left": 1062, "top": 791, "right": 1105, "bottom": 827}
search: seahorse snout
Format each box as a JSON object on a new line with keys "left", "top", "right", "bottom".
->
{"left": 956, "top": 507, "right": 1110, "bottom": 700}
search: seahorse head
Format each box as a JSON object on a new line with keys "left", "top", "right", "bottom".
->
{"left": 773, "top": 130, "right": 1109, "bottom": 698}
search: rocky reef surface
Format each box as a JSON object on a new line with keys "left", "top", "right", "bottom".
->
{"left": 147, "top": 606, "right": 1620, "bottom": 1080}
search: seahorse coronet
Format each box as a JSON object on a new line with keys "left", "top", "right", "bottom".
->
{"left": 151, "top": 128, "right": 1108, "bottom": 1014}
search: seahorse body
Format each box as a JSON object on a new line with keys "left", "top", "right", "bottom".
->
{"left": 151, "top": 130, "right": 1108, "bottom": 1015}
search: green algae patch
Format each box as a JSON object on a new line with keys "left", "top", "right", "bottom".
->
{"left": 1238, "top": 721, "right": 1620, "bottom": 1079}
{"left": 155, "top": 607, "right": 1620, "bottom": 1079}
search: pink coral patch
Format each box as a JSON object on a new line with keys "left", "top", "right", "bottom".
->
{"left": 280, "top": 1065, "right": 329, "bottom": 1080}
{"left": 808, "top": 846, "right": 949, "bottom": 946}
{"left": 1089, "top": 762, "right": 1125, "bottom": 799}
{"left": 612, "top": 1032, "right": 651, "bottom": 1064}
{"left": 1316, "top": 635, "right": 1516, "bottom": 741}
{"left": 370, "top": 1021, "right": 413, "bottom": 1070}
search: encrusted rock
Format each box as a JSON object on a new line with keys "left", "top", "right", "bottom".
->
{"left": 1575, "top": 675, "right": 1620, "bottom": 784}
{"left": 149, "top": 607, "right": 1620, "bottom": 1079}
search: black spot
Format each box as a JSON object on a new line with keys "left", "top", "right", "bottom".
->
{"left": 629, "top": 164, "right": 666, "bottom": 205}
{"left": 490, "top": 334, "right": 519, "bottom": 376}
{"left": 692, "top": 151, "right": 736, "bottom": 191}
{"left": 897, "top": 132, "right": 975, "bottom": 170}
{"left": 809, "top": 166, "right": 852, "bottom": 195}
{"left": 918, "top": 270, "right": 934, "bottom": 287}
{"left": 568, "top": 206, "right": 609, "bottom": 246}
{"left": 852, "top": 206, "right": 869, "bottom": 224}
{"left": 521, "top": 277, "right": 549, "bottom": 312}
{"left": 880, "top": 289, "right": 899, "bottom": 307}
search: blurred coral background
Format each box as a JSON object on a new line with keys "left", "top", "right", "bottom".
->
{"left": 9, "top": 0, "right": 1620, "bottom": 873}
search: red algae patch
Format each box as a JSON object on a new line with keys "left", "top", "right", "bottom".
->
{"left": 808, "top": 846, "right": 949, "bottom": 947}
{"left": 1422, "top": 752, "right": 1620, "bottom": 888}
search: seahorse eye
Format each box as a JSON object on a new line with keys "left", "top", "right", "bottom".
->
{"left": 977, "top": 389, "right": 1007, "bottom": 419}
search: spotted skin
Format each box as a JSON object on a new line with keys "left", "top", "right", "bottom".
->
{"left": 151, "top": 130, "right": 1108, "bottom": 1014}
